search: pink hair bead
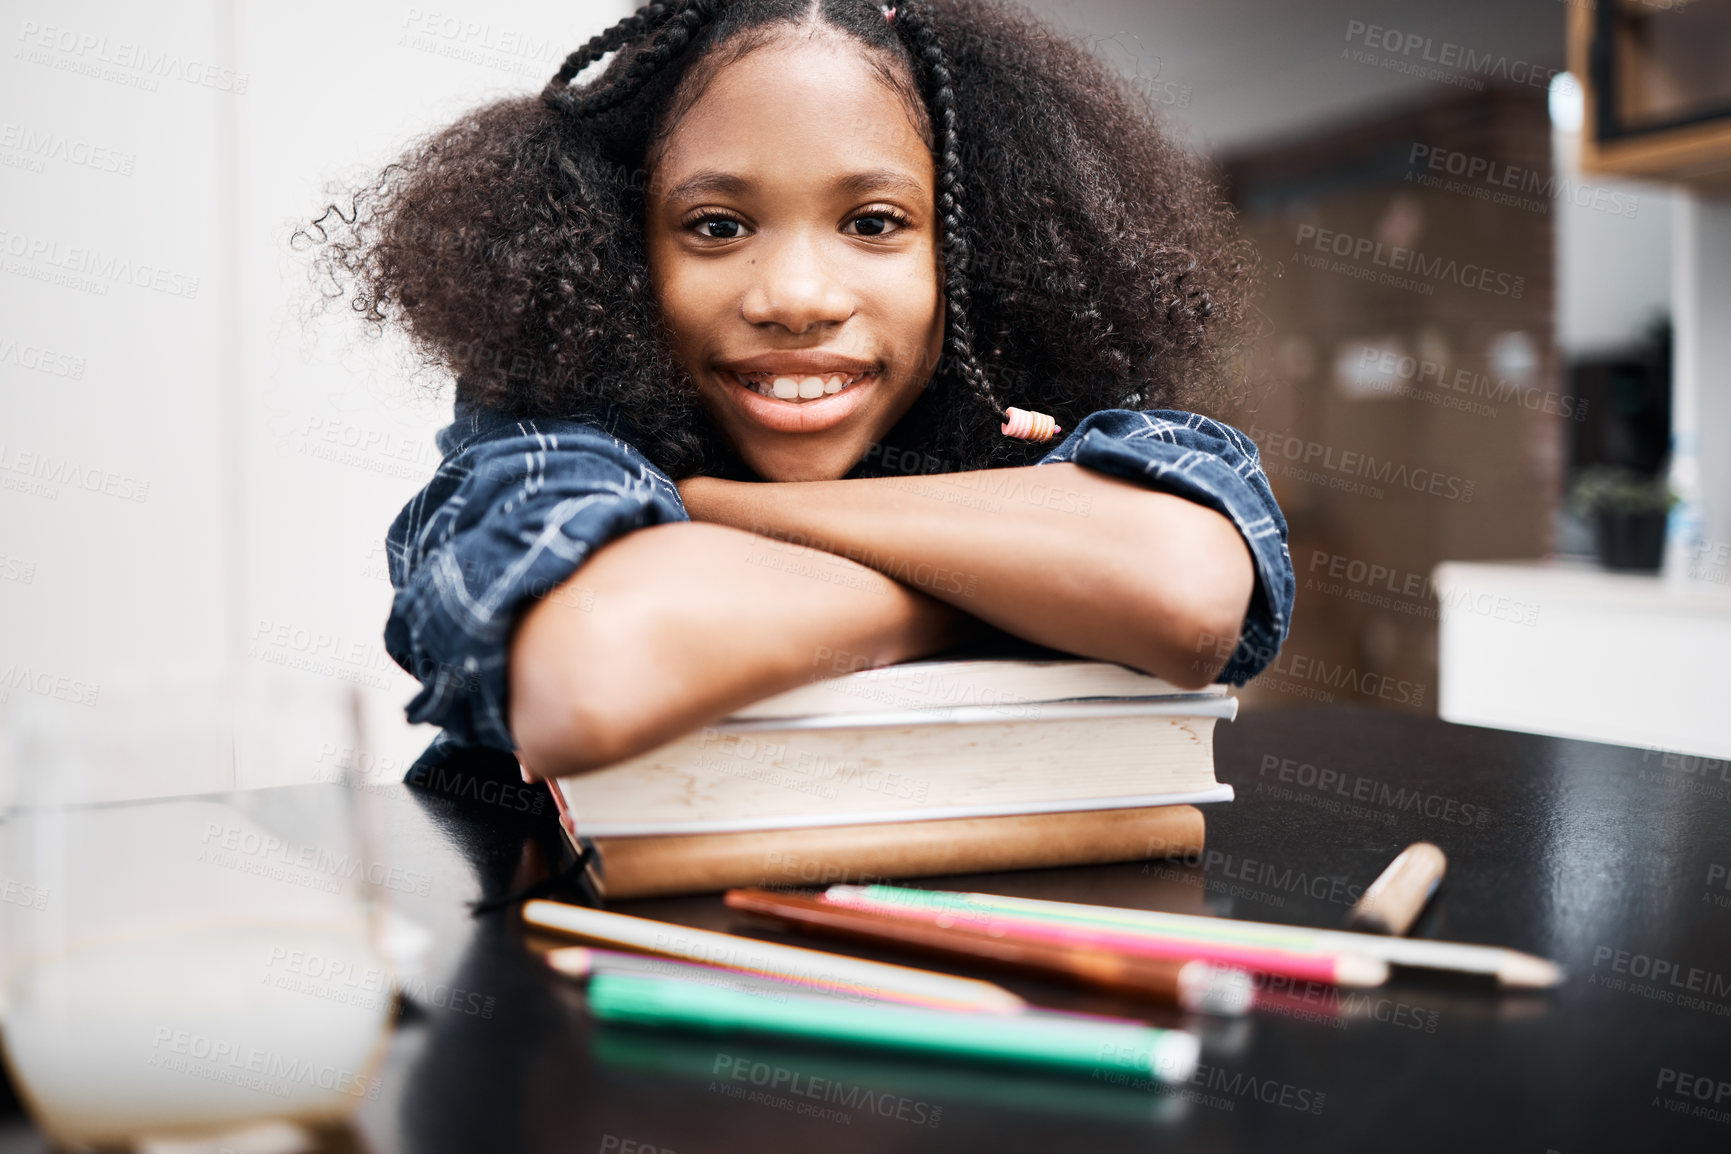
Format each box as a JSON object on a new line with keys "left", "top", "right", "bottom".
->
{"left": 1001, "top": 406, "right": 1061, "bottom": 442}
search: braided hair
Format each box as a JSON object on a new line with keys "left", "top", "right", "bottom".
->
{"left": 298, "top": 0, "right": 1253, "bottom": 480}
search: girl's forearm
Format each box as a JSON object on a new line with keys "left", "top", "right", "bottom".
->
{"left": 507, "top": 520, "right": 979, "bottom": 778}
{"left": 679, "top": 463, "right": 1254, "bottom": 686}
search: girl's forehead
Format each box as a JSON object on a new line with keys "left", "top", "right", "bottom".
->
{"left": 648, "top": 31, "right": 931, "bottom": 180}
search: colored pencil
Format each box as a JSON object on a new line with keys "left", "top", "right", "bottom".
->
{"left": 724, "top": 887, "right": 1258, "bottom": 1014}
{"left": 546, "top": 945, "right": 920, "bottom": 1007}
{"left": 831, "top": 886, "right": 1563, "bottom": 988}
{"left": 585, "top": 972, "right": 1201, "bottom": 1083}
{"left": 521, "top": 899, "right": 1026, "bottom": 1012}
{"left": 816, "top": 888, "right": 1388, "bottom": 988}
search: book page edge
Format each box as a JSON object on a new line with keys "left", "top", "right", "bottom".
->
{"left": 574, "top": 783, "right": 1236, "bottom": 838}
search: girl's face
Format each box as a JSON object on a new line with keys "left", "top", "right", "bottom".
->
{"left": 645, "top": 32, "right": 943, "bottom": 482}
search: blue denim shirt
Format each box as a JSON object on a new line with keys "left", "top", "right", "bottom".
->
{"left": 384, "top": 398, "right": 1295, "bottom": 754}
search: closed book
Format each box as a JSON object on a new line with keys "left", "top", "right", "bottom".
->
{"left": 551, "top": 657, "right": 1234, "bottom": 898}
{"left": 587, "top": 804, "right": 1207, "bottom": 899}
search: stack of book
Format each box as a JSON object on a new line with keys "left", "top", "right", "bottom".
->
{"left": 548, "top": 655, "right": 1237, "bottom": 898}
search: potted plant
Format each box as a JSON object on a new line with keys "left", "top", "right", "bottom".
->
{"left": 1569, "top": 466, "right": 1677, "bottom": 572}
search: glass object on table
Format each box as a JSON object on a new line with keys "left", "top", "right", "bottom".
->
{"left": 0, "top": 671, "right": 397, "bottom": 1150}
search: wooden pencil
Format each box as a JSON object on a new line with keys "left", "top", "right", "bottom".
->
{"left": 521, "top": 899, "right": 1026, "bottom": 1012}
{"left": 725, "top": 888, "right": 1258, "bottom": 1014}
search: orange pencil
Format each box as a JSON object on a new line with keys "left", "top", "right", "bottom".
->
{"left": 727, "top": 888, "right": 1256, "bottom": 1014}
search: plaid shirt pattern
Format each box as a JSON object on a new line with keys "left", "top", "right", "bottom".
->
{"left": 385, "top": 400, "right": 1294, "bottom": 753}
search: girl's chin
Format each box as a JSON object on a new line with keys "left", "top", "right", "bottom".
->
{"left": 718, "top": 370, "right": 878, "bottom": 435}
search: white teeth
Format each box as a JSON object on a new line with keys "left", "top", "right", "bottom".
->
{"left": 736, "top": 371, "right": 870, "bottom": 402}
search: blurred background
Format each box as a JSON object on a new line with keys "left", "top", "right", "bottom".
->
{"left": 3, "top": 0, "right": 1728, "bottom": 776}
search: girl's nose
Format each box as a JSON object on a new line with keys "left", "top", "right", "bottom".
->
{"left": 740, "top": 235, "right": 854, "bottom": 334}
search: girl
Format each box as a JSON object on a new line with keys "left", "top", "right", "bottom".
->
{"left": 303, "top": 0, "right": 1295, "bottom": 781}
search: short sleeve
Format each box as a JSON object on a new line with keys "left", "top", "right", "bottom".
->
{"left": 1036, "top": 409, "right": 1294, "bottom": 685}
{"left": 383, "top": 401, "right": 688, "bottom": 751}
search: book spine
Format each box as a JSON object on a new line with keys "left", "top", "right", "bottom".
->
{"left": 592, "top": 805, "right": 1206, "bottom": 900}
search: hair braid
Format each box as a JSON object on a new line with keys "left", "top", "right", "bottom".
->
{"left": 542, "top": 2, "right": 675, "bottom": 113}
{"left": 567, "top": 0, "right": 730, "bottom": 119}
{"left": 891, "top": 0, "right": 1006, "bottom": 424}
{"left": 541, "top": 0, "right": 728, "bottom": 119}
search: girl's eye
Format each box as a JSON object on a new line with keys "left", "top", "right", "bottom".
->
{"left": 848, "top": 209, "right": 912, "bottom": 237}
{"left": 684, "top": 208, "right": 911, "bottom": 240}
{"left": 688, "top": 213, "right": 747, "bottom": 240}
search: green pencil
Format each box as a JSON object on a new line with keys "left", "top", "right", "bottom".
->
{"left": 585, "top": 972, "right": 1200, "bottom": 1083}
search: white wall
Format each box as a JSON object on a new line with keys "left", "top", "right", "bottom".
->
{"left": 1, "top": 0, "right": 631, "bottom": 783}
{"left": 1552, "top": 128, "right": 1674, "bottom": 358}
{"left": 3, "top": 1, "right": 234, "bottom": 689}
{"left": 1670, "top": 193, "right": 1731, "bottom": 575}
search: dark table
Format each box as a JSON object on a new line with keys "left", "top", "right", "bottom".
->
{"left": 6, "top": 705, "right": 1730, "bottom": 1153}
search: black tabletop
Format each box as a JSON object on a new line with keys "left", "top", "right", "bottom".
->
{"left": 6, "top": 705, "right": 1729, "bottom": 1153}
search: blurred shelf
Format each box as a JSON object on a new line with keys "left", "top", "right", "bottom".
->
{"left": 1570, "top": 0, "right": 1731, "bottom": 188}
{"left": 1434, "top": 559, "right": 1731, "bottom": 759}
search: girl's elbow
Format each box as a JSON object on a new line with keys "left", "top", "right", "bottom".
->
{"left": 1124, "top": 606, "right": 1241, "bottom": 690}
{"left": 1145, "top": 555, "right": 1255, "bottom": 688}
{"left": 1168, "top": 615, "right": 1243, "bottom": 688}
{"left": 507, "top": 594, "right": 644, "bottom": 778}
{"left": 510, "top": 691, "right": 632, "bottom": 779}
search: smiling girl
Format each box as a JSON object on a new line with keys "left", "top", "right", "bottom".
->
{"left": 304, "top": 0, "right": 1295, "bottom": 780}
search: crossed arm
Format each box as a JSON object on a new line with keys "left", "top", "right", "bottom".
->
{"left": 507, "top": 462, "right": 1254, "bottom": 777}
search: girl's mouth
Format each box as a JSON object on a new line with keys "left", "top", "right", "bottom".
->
{"left": 728, "top": 370, "right": 872, "bottom": 402}
{"left": 718, "top": 368, "right": 880, "bottom": 434}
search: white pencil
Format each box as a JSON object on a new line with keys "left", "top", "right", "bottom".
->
{"left": 832, "top": 886, "right": 1563, "bottom": 989}
{"left": 521, "top": 899, "right": 1027, "bottom": 1013}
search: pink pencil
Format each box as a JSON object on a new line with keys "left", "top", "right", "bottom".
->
{"left": 526, "top": 759, "right": 576, "bottom": 835}
{"left": 821, "top": 890, "right": 1387, "bottom": 988}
